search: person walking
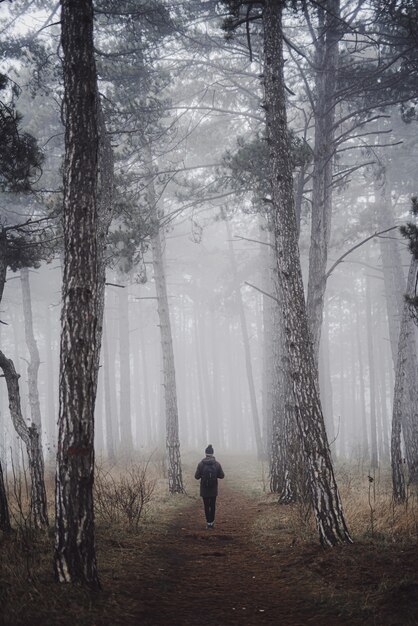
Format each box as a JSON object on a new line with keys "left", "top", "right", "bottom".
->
{"left": 195, "top": 444, "right": 225, "bottom": 529}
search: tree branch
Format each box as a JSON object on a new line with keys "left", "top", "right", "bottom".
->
{"left": 326, "top": 226, "right": 398, "bottom": 279}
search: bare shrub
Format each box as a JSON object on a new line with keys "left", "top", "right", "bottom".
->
{"left": 3, "top": 447, "right": 50, "bottom": 579}
{"left": 7, "top": 447, "right": 32, "bottom": 531}
{"left": 94, "top": 460, "right": 156, "bottom": 531}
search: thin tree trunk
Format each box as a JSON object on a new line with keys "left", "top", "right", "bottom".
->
{"left": 263, "top": 0, "right": 351, "bottom": 546}
{"left": 319, "top": 304, "right": 335, "bottom": 443}
{"left": 146, "top": 146, "right": 184, "bottom": 493}
{"left": 375, "top": 167, "right": 418, "bottom": 484}
{"left": 392, "top": 257, "right": 418, "bottom": 501}
{"left": 365, "top": 272, "right": 378, "bottom": 469}
{"left": 138, "top": 313, "right": 151, "bottom": 447}
{"left": 338, "top": 323, "right": 346, "bottom": 459}
{"left": 209, "top": 307, "right": 225, "bottom": 449}
{"left": 377, "top": 305, "right": 390, "bottom": 461}
{"left": 20, "top": 268, "right": 43, "bottom": 440}
{"left": 306, "top": 0, "right": 341, "bottom": 361}
{"left": 355, "top": 294, "right": 369, "bottom": 461}
{"left": 44, "top": 302, "right": 56, "bottom": 453}
{"left": 54, "top": 0, "right": 100, "bottom": 587}
{"left": 224, "top": 216, "right": 263, "bottom": 458}
{"left": 0, "top": 351, "right": 48, "bottom": 528}
{"left": 192, "top": 297, "right": 208, "bottom": 442}
{"left": 198, "top": 305, "right": 216, "bottom": 444}
{"left": 118, "top": 286, "right": 133, "bottom": 455}
{"left": 102, "top": 317, "right": 115, "bottom": 461}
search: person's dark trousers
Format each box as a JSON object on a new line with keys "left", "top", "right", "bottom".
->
{"left": 203, "top": 496, "right": 216, "bottom": 523}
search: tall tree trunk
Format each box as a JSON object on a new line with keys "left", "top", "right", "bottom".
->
{"left": 151, "top": 221, "right": 184, "bottom": 492}
{"left": 338, "top": 322, "right": 347, "bottom": 459}
{"left": 376, "top": 305, "right": 390, "bottom": 461}
{"left": 0, "top": 351, "right": 48, "bottom": 528}
{"left": 20, "top": 268, "right": 43, "bottom": 440}
{"left": 54, "top": 0, "right": 100, "bottom": 587}
{"left": 263, "top": 0, "right": 351, "bottom": 546}
{"left": 306, "top": 0, "right": 341, "bottom": 361}
{"left": 138, "top": 312, "right": 151, "bottom": 447}
{"left": 146, "top": 146, "right": 184, "bottom": 493}
{"left": 102, "top": 317, "right": 115, "bottom": 461}
{"left": 118, "top": 286, "right": 133, "bottom": 455}
{"left": 355, "top": 295, "right": 369, "bottom": 461}
{"left": 319, "top": 304, "right": 335, "bottom": 443}
{"left": 0, "top": 233, "right": 47, "bottom": 530}
{"left": 365, "top": 272, "right": 378, "bottom": 468}
{"left": 375, "top": 167, "right": 418, "bottom": 484}
{"left": 209, "top": 307, "right": 225, "bottom": 449}
{"left": 224, "top": 216, "right": 263, "bottom": 458}
{"left": 192, "top": 298, "right": 208, "bottom": 443}
{"left": 198, "top": 304, "right": 217, "bottom": 443}
{"left": 44, "top": 302, "right": 56, "bottom": 453}
{"left": 392, "top": 257, "right": 418, "bottom": 501}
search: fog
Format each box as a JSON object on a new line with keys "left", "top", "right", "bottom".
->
{"left": 1, "top": 0, "right": 417, "bottom": 483}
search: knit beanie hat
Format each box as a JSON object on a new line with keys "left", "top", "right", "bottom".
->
{"left": 205, "top": 444, "right": 214, "bottom": 455}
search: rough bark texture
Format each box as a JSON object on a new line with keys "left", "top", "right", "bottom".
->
{"left": 54, "top": 0, "right": 100, "bottom": 587}
{"left": 375, "top": 167, "right": 418, "bottom": 484}
{"left": 267, "top": 240, "right": 300, "bottom": 503}
{"left": 306, "top": 0, "right": 340, "bottom": 361}
{"left": 0, "top": 350, "right": 48, "bottom": 528}
{"left": 0, "top": 229, "right": 7, "bottom": 308}
{"left": 391, "top": 257, "right": 418, "bottom": 500}
{"left": 263, "top": 0, "right": 351, "bottom": 546}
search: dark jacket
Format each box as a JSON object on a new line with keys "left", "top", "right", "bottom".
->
{"left": 195, "top": 455, "right": 225, "bottom": 498}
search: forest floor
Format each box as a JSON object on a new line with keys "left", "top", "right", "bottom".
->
{"left": 2, "top": 461, "right": 418, "bottom": 625}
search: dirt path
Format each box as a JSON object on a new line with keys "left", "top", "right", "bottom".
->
{"left": 117, "top": 485, "right": 354, "bottom": 626}
{"left": 4, "top": 479, "right": 418, "bottom": 624}
{"left": 98, "top": 481, "right": 418, "bottom": 626}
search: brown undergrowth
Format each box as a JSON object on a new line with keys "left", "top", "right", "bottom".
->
{"left": 0, "top": 454, "right": 417, "bottom": 625}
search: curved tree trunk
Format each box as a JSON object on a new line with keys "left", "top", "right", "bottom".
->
{"left": 54, "top": 0, "right": 100, "bottom": 588}
{"left": 0, "top": 350, "right": 48, "bottom": 529}
{"left": 263, "top": 0, "right": 351, "bottom": 546}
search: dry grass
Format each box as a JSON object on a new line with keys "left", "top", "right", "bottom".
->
{"left": 1, "top": 453, "right": 418, "bottom": 624}
{"left": 0, "top": 450, "right": 195, "bottom": 625}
